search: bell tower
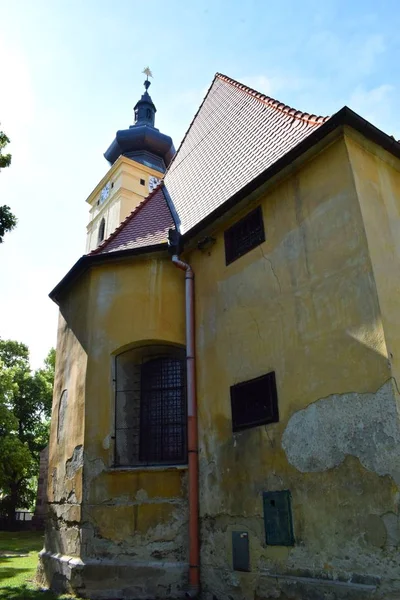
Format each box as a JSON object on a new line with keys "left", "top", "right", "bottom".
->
{"left": 85, "top": 69, "right": 175, "bottom": 252}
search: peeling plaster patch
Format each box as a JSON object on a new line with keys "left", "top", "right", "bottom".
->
{"left": 282, "top": 380, "right": 400, "bottom": 483}
{"left": 83, "top": 457, "right": 107, "bottom": 501}
{"left": 57, "top": 389, "right": 68, "bottom": 444}
{"left": 136, "top": 488, "right": 149, "bottom": 502}
{"left": 65, "top": 446, "right": 83, "bottom": 479}
{"left": 102, "top": 435, "right": 110, "bottom": 450}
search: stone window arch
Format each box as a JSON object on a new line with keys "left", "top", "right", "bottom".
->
{"left": 114, "top": 344, "right": 187, "bottom": 467}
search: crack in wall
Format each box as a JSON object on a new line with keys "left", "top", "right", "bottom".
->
{"left": 259, "top": 245, "right": 282, "bottom": 293}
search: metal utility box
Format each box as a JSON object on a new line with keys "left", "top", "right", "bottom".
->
{"left": 232, "top": 531, "right": 250, "bottom": 571}
{"left": 263, "top": 490, "right": 294, "bottom": 546}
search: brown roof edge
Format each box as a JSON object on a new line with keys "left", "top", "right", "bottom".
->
{"left": 181, "top": 105, "right": 400, "bottom": 243}
{"left": 216, "top": 73, "right": 329, "bottom": 125}
{"left": 49, "top": 243, "right": 168, "bottom": 305}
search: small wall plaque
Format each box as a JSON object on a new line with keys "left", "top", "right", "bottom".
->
{"left": 263, "top": 490, "right": 294, "bottom": 546}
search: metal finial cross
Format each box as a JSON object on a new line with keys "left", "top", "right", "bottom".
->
{"left": 142, "top": 67, "right": 153, "bottom": 81}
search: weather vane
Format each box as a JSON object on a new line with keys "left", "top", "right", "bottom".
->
{"left": 142, "top": 67, "right": 153, "bottom": 81}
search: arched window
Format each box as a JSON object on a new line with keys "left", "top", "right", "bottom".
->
{"left": 114, "top": 345, "right": 187, "bottom": 467}
{"left": 146, "top": 108, "right": 152, "bottom": 119}
{"left": 97, "top": 218, "right": 105, "bottom": 244}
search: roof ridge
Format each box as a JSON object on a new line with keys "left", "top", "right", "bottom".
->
{"left": 216, "top": 73, "right": 329, "bottom": 125}
{"left": 89, "top": 183, "right": 165, "bottom": 255}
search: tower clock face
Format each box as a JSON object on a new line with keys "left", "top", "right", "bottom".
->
{"left": 99, "top": 182, "right": 111, "bottom": 204}
{"left": 149, "top": 176, "right": 161, "bottom": 192}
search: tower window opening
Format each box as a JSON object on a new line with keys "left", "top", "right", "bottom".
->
{"left": 146, "top": 108, "right": 152, "bottom": 119}
{"left": 98, "top": 218, "right": 106, "bottom": 245}
{"left": 140, "top": 179, "right": 145, "bottom": 186}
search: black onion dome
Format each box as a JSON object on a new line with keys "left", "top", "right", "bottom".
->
{"left": 104, "top": 79, "right": 175, "bottom": 173}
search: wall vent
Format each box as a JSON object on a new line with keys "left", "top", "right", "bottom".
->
{"left": 230, "top": 371, "right": 279, "bottom": 432}
{"left": 224, "top": 205, "right": 265, "bottom": 265}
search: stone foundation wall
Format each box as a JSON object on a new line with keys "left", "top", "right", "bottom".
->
{"left": 38, "top": 551, "right": 188, "bottom": 599}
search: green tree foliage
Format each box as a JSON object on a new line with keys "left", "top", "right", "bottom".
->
{"left": 0, "top": 205, "right": 17, "bottom": 244}
{"left": 0, "top": 128, "right": 17, "bottom": 243}
{"left": 0, "top": 340, "right": 55, "bottom": 520}
{"left": 0, "top": 130, "right": 11, "bottom": 168}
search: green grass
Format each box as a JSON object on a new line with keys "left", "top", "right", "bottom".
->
{"left": 0, "top": 530, "right": 44, "bottom": 554}
{"left": 0, "top": 531, "right": 76, "bottom": 600}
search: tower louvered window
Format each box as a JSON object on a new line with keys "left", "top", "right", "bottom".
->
{"left": 98, "top": 218, "right": 106, "bottom": 244}
{"left": 224, "top": 206, "right": 265, "bottom": 265}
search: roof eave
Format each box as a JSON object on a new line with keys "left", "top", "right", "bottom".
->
{"left": 49, "top": 243, "right": 168, "bottom": 306}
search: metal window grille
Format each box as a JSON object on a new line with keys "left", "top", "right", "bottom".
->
{"left": 139, "top": 357, "right": 187, "bottom": 464}
{"left": 230, "top": 371, "right": 279, "bottom": 432}
{"left": 114, "top": 347, "right": 187, "bottom": 467}
{"left": 224, "top": 206, "right": 265, "bottom": 265}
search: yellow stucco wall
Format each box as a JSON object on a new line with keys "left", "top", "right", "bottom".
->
{"left": 86, "top": 156, "right": 163, "bottom": 252}
{"left": 185, "top": 136, "right": 398, "bottom": 598}
{"left": 42, "top": 132, "right": 400, "bottom": 599}
{"left": 346, "top": 130, "right": 400, "bottom": 386}
{"left": 190, "top": 136, "right": 387, "bottom": 430}
{"left": 44, "top": 256, "right": 188, "bottom": 585}
{"left": 46, "top": 273, "right": 89, "bottom": 557}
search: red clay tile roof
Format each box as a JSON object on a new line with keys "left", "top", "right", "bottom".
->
{"left": 163, "top": 73, "right": 329, "bottom": 234}
{"left": 92, "top": 73, "right": 329, "bottom": 254}
{"left": 51, "top": 104, "right": 400, "bottom": 304}
{"left": 90, "top": 184, "right": 174, "bottom": 255}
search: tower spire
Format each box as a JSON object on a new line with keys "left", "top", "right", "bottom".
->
{"left": 104, "top": 68, "right": 175, "bottom": 171}
{"left": 132, "top": 67, "right": 156, "bottom": 126}
{"left": 142, "top": 66, "right": 153, "bottom": 91}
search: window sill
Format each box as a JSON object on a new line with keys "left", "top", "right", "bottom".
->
{"left": 108, "top": 464, "right": 188, "bottom": 473}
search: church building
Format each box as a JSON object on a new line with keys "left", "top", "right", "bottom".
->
{"left": 39, "top": 72, "right": 400, "bottom": 600}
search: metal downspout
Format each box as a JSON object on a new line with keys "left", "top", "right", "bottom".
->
{"left": 172, "top": 255, "right": 199, "bottom": 597}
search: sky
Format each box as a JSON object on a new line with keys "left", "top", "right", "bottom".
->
{"left": 0, "top": 0, "right": 399, "bottom": 369}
